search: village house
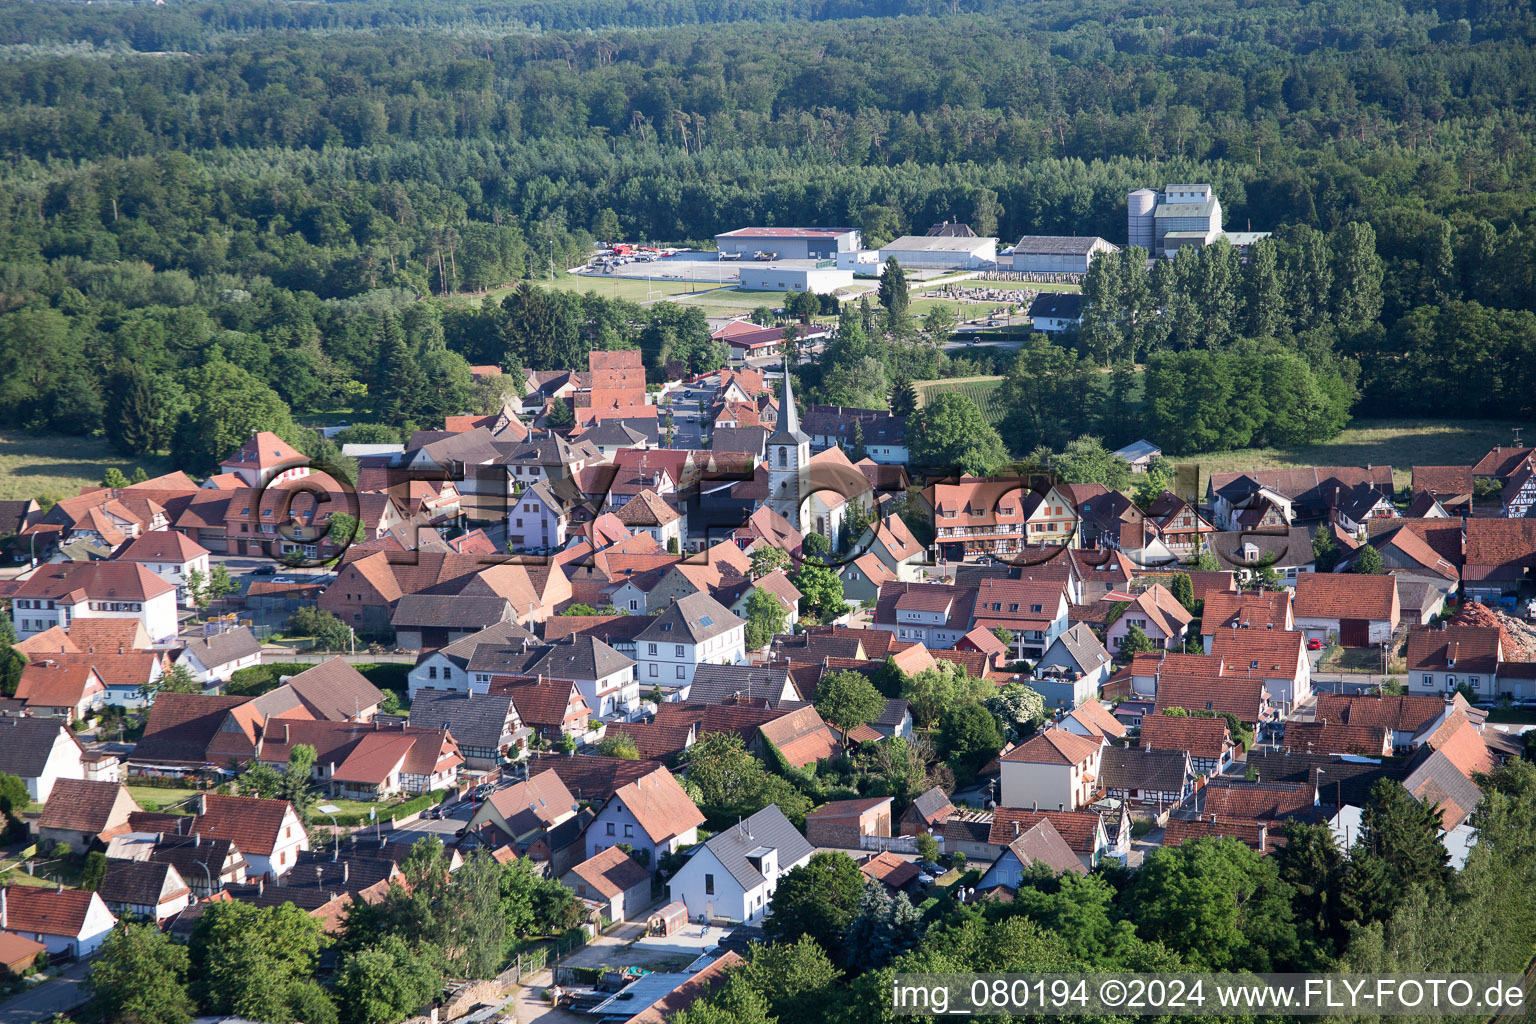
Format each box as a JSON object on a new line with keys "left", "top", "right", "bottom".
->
{"left": 968, "top": 578, "right": 1071, "bottom": 660}
{"left": 899, "top": 787, "right": 955, "bottom": 837}
{"left": 1104, "top": 584, "right": 1192, "bottom": 655}
{"left": 1405, "top": 624, "right": 1503, "bottom": 697}
{"left": 116, "top": 531, "right": 211, "bottom": 607}
{"left": 1292, "top": 572, "right": 1400, "bottom": 646}
{"left": 406, "top": 620, "right": 537, "bottom": 698}
{"left": 178, "top": 627, "right": 263, "bottom": 684}
{"left": 97, "top": 860, "right": 193, "bottom": 923}
{"left": 634, "top": 593, "right": 746, "bottom": 700}
{"left": 191, "top": 794, "right": 308, "bottom": 881}
{"left": 1209, "top": 627, "right": 1313, "bottom": 710}
{"left": 975, "top": 818, "right": 1087, "bottom": 894}
{"left": 926, "top": 478, "right": 1081, "bottom": 559}
{"left": 998, "top": 729, "right": 1104, "bottom": 812}
{"left": 36, "top": 779, "right": 141, "bottom": 851}
{"left": 257, "top": 719, "right": 464, "bottom": 799}
{"left": 666, "top": 804, "right": 813, "bottom": 924}
{"left": 0, "top": 718, "right": 86, "bottom": 801}
{"left": 583, "top": 765, "right": 704, "bottom": 867}
{"left": 562, "top": 847, "right": 653, "bottom": 923}
{"left": 872, "top": 582, "right": 975, "bottom": 650}
{"left": 409, "top": 690, "right": 525, "bottom": 769}
{"left": 1099, "top": 746, "right": 1194, "bottom": 811}
{"left": 0, "top": 886, "right": 117, "bottom": 957}
{"left": 985, "top": 807, "right": 1117, "bottom": 872}
{"left": 1142, "top": 492, "right": 1217, "bottom": 558}
{"left": 1140, "top": 713, "right": 1238, "bottom": 775}
{"left": 11, "top": 561, "right": 179, "bottom": 644}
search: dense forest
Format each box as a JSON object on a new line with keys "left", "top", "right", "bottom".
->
{"left": 1, "top": 0, "right": 1535, "bottom": 471}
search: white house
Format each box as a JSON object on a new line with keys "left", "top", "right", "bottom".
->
{"left": 1032, "top": 624, "right": 1113, "bottom": 709}
{"left": 999, "top": 729, "right": 1104, "bottom": 812}
{"left": 405, "top": 621, "right": 537, "bottom": 699}
{"left": 0, "top": 886, "right": 117, "bottom": 957}
{"left": 635, "top": 593, "right": 746, "bottom": 701}
{"left": 178, "top": 627, "right": 262, "bottom": 684}
{"left": 0, "top": 718, "right": 86, "bottom": 801}
{"left": 97, "top": 860, "right": 193, "bottom": 923}
{"left": 1027, "top": 293, "right": 1083, "bottom": 333}
{"left": 584, "top": 766, "right": 705, "bottom": 868}
{"left": 666, "top": 804, "right": 813, "bottom": 924}
{"left": 1292, "top": 573, "right": 1401, "bottom": 647}
{"left": 512, "top": 481, "right": 571, "bottom": 553}
{"left": 614, "top": 489, "right": 684, "bottom": 551}
{"left": 524, "top": 634, "right": 640, "bottom": 718}
{"left": 192, "top": 794, "right": 308, "bottom": 881}
{"left": 11, "top": 562, "right": 178, "bottom": 644}
{"left": 116, "top": 532, "right": 211, "bottom": 608}
{"left": 878, "top": 234, "right": 997, "bottom": 271}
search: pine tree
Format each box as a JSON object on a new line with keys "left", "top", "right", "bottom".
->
{"left": 372, "top": 314, "right": 428, "bottom": 426}
{"left": 877, "top": 257, "right": 909, "bottom": 317}
{"left": 848, "top": 418, "right": 868, "bottom": 461}
{"left": 888, "top": 376, "right": 918, "bottom": 417}
{"left": 105, "top": 363, "right": 160, "bottom": 456}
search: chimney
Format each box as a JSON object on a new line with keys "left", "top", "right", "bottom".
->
{"left": 2, "top": 887, "right": 7, "bottom": 929}
{"left": 283, "top": 723, "right": 290, "bottom": 744}
{"left": 343, "top": 862, "right": 349, "bottom": 884}
{"left": 1012, "top": 821, "right": 1020, "bottom": 838}
{"left": 1058, "top": 803, "right": 1065, "bottom": 812}
{"left": 258, "top": 878, "right": 264, "bottom": 895}
{"left": 195, "top": 833, "right": 201, "bottom": 848}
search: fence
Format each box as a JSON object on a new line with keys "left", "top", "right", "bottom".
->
{"left": 860, "top": 833, "right": 920, "bottom": 854}
{"left": 495, "top": 946, "right": 549, "bottom": 987}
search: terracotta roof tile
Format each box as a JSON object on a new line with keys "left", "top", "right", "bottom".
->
{"left": 36, "top": 780, "right": 139, "bottom": 836}
{"left": 611, "top": 767, "right": 704, "bottom": 845}
{"left": 1293, "top": 573, "right": 1397, "bottom": 621}
{"left": 566, "top": 846, "right": 650, "bottom": 900}
{"left": 1000, "top": 728, "right": 1101, "bottom": 766}
{"left": 988, "top": 808, "right": 1101, "bottom": 853}
{"left": 1140, "top": 714, "right": 1232, "bottom": 759}
{"left": 192, "top": 794, "right": 298, "bottom": 856}
{"left": 1198, "top": 779, "right": 1314, "bottom": 822}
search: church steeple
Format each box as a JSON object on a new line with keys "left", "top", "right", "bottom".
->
{"left": 768, "top": 361, "right": 810, "bottom": 445}
{"left": 766, "top": 360, "right": 810, "bottom": 530}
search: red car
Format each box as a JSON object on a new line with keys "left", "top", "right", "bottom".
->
{"left": 1307, "top": 638, "right": 1323, "bottom": 651}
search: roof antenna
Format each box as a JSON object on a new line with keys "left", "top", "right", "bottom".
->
{"left": 1515, "top": 427, "right": 1524, "bottom": 448}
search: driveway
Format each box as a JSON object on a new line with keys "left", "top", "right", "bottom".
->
{"left": 0, "top": 958, "right": 90, "bottom": 1024}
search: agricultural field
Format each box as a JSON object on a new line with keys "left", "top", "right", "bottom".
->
{"left": 1174, "top": 419, "right": 1528, "bottom": 491}
{"left": 911, "top": 376, "right": 1008, "bottom": 427}
{"left": 0, "top": 431, "right": 176, "bottom": 503}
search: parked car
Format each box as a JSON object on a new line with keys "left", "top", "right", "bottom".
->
{"left": 1306, "top": 638, "right": 1323, "bottom": 650}
{"left": 250, "top": 565, "right": 277, "bottom": 576}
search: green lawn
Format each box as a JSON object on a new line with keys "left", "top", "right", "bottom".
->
{"left": 912, "top": 375, "right": 1009, "bottom": 428}
{"left": 126, "top": 785, "right": 203, "bottom": 813}
{"left": 0, "top": 431, "right": 177, "bottom": 503}
{"left": 1173, "top": 418, "right": 1529, "bottom": 490}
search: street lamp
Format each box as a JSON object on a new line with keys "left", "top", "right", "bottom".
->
{"left": 319, "top": 803, "right": 342, "bottom": 861}
{"left": 195, "top": 858, "right": 216, "bottom": 896}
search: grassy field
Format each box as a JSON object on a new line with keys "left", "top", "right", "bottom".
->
{"left": 912, "top": 375, "right": 1009, "bottom": 427}
{"left": 0, "top": 432, "right": 177, "bottom": 503}
{"left": 1174, "top": 419, "right": 1529, "bottom": 490}
{"left": 126, "top": 785, "right": 203, "bottom": 813}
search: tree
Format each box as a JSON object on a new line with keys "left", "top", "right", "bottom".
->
{"left": 671, "top": 973, "right": 776, "bottom": 1024}
{"left": 1243, "top": 237, "right": 1288, "bottom": 339}
{"left": 789, "top": 559, "right": 848, "bottom": 624}
{"left": 814, "top": 670, "right": 886, "bottom": 744}
{"left": 888, "top": 376, "right": 918, "bottom": 417}
{"left": 907, "top": 392, "right": 1008, "bottom": 474}
{"left": 1312, "top": 525, "right": 1341, "bottom": 574}
{"left": 0, "top": 645, "right": 22, "bottom": 698}
{"left": 80, "top": 851, "right": 108, "bottom": 891}
{"left": 936, "top": 702, "right": 1003, "bottom": 782}
{"left": 1272, "top": 821, "right": 1347, "bottom": 963}
{"left": 1118, "top": 624, "right": 1155, "bottom": 657}
{"left": 991, "top": 626, "right": 1015, "bottom": 648}
{"left": 1131, "top": 457, "right": 1176, "bottom": 509}
{"left": 597, "top": 733, "right": 640, "bottom": 759}
{"left": 182, "top": 566, "right": 209, "bottom": 612}
{"left": 1043, "top": 435, "right": 1132, "bottom": 490}
{"left": 1331, "top": 222, "right": 1384, "bottom": 330}
{"left": 88, "top": 923, "right": 196, "bottom": 1024}
{"left": 0, "top": 772, "right": 30, "bottom": 820}
{"left": 915, "top": 832, "right": 940, "bottom": 864}
{"left": 743, "top": 586, "right": 788, "bottom": 650}
{"left": 748, "top": 546, "right": 790, "bottom": 578}
{"left": 922, "top": 303, "right": 958, "bottom": 344}
{"left": 288, "top": 606, "right": 353, "bottom": 650}
{"left": 983, "top": 683, "right": 1046, "bottom": 742}
{"left": 764, "top": 851, "right": 867, "bottom": 949}
{"left": 336, "top": 936, "right": 444, "bottom": 1024}
{"left": 1350, "top": 544, "right": 1384, "bottom": 574}
{"left": 105, "top": 363, "right": 163, "bottom": 457}
{"left": 1351, "top": 779, "right": 1452, "bottom": 920}
{"left": 1166, "top": 572, "right": 1196, "bottom": 611}
{"left": 842, "top": 879, "right": 922, "bottom": 971}
{"left": 500, "top": 858, "right": 586, "bottom": 937}
{"left": 800, "top": 531, "right": 831, "bottom": 559}
{"left": 371, "top": 313, "right": 428, "bottom": 426}
{"left": 170, "top": 361, "right": 301, "bottom": 473}
{"left": 206, "top": 563, "right": 239, "bottom": 605}
{"left": 877, "top": 257, "right": 909, "bottom": 317}
{"left": 327, "top": 513, "right": 365, "bottom": 548}
{"left": 190, "top": 901, "right": 326, "bottom": 1022}
{"left": 742, "top": 935, "right": 842, "bottom": 1021}
{"left": 902, "top": 661, "right": 990, "bottom": 728}
{"left": 442, "top": 852, "right": 509, "bottom": 979}
{"left": 102, "top": 467, "right": 131, "bottom": 489}
{"left": 1130, "top": 837, "right": 1299, "bottom": 970}
{"left": 142, "top": 662, "right": 202, "bottom": 703}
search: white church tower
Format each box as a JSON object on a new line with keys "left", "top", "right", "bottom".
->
{"left": 766, "top": 361, "right": 810, "bottom": 530}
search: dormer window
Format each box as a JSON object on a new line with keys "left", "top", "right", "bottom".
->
{"left": 1031, "top": 604, "right": 1043, "bottom": 613}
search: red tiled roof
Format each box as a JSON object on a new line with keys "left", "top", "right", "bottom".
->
{"left": 1199, "top": 780, "right": 1314, "bottom": 822}
{"left": 1000, "top": 728, "right": 1101, "bottom": 766}
{"left": 192, "top": 794, "right": 297, "bottom": 856}
{"left": 1284, "top": 720, "right": 1390, "bottom": 757}
{"left": 1293, "top": 573, "right": 1396, "bottom": 621}
{"left": 988, "top": 808, "right": 1101, "bottom": 854}
{"left": 1140, "top": 714, "right": 1232, "bottom": 759}
{"left": 1423, "top": 712, "right": 1494, "bottom": 777}
{"left": 861, "top": 851, "right": 920, "bottom": 889}
{"left": 0, "top": 886, "right": 99, "bottom": 938}
{"left": 15, "top": 561, "right": 175, "bottom": 602}
{"left": 1209, "top": 629, "right": 1305, "bottom": 679}
{"left": 567, "top": 846, "right": 650, "bottom": 900}
{"left": 1153, "top": 673, "right": 1267, "bottom": 724}
{"left": 1162, "top": 817, "right": 1272, "bottom": 852}
{"left": 612, "top": 767, "right": 704, "bottom": 845}
{"left": 1202, "top": 590, "right": 1291, "bottom": 636}
{"left": 1405, "top": 625, "right": 1502, "bottom": 675}
{"left": 36, "top": 780, "right": 139, "bottom": 836}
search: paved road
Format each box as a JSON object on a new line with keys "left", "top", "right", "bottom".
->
{"left": 0, "top": 958, "right": 90, "bottom": 1024}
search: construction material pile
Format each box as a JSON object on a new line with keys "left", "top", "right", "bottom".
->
{"left": 1451, "top": 601, "right": 1536, "bottom": 659}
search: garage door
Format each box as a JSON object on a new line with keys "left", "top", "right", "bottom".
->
{"left": 1339, "top": 618, "right": 1370, "bottom": 646}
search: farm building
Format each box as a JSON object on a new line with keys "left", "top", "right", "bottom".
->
{"left": 877, "top": 235, "right": 997, "bottom": 270}
{"left": 1008, "top": 236, "right": 1119, "bottom": 274}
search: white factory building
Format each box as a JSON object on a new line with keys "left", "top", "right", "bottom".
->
{"left": 877, "top": 234, "right": 997, "bottom": 270}
{"left": 1007, "top": 236, "right": 1119, "bottom": 274}
{"left": 715, "top": 227, "right": 862, "bottom": 260}
{"left": 737, "top": 260, "right": 854, "bottom": 295}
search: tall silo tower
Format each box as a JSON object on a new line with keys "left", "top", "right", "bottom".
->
{"left": 1127, "top": 188, "right": 1157, "bottom": 253}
